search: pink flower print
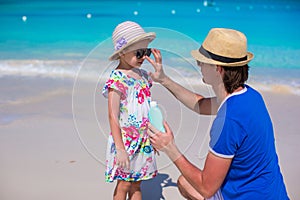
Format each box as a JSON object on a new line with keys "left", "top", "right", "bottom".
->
{"left": 115, "top": 80, "right": 128, "bottom": 99}
{"left": 106, "top": 79, "right": 114, "bottom": 86}
{"left": 105, "top": 79, "right": 114, "bottom": 91}
{"left": 141, "top": 165, "right": 149, "bottom": 176}
{"left": 132, "top": 126, "right": 140, "bottom": 136}
{"left": 146, "top": 157, "right": 153, "bottom": 163}
{"left": 120, "top": 169, "right": 129, "bottom": 178}
{"left": 129, "top": 149, "right": 135, "bottom": 156}
{"left": 113, "top": 157, "right": 117, "bottom": 166}
{"left": 116, "top": 168, "right": 127, "bottom": 178}
{"left": 137, "top": 87, "right": 151, "bottom": 104}
{"left": 137, "top": 90, "right": 145, "bottom": 104}
{"left": 124, "top": 139, "right": 131, "bottom": 147}
{"left": 142, "top": 87, "right": 151, "bottom": 97}
{"left": 134, "top": 84, "right": 140, "bottom": 90}
{"left": 140, "top": 117, "right": 149, "bottom": 128}
{"left": 123, "top": 126, "right": 139, "bottom": 139}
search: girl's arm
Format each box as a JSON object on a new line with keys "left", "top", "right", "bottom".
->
{"left": 108, "top": 88, "right": 129, "bottom": 169}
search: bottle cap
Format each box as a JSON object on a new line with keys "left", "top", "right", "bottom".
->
{"left": 150, "top": 101, "right": 157, "bottom": 107}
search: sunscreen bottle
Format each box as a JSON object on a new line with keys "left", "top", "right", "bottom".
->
{"left": 148, "top": 101, "right": 165, "bottom": 132}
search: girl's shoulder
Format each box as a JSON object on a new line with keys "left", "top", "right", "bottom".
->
{"left": 136, "top": 69, "right": 151, "bottom": 83}
{"left": 109, "top": 69, "right": 126, "bottom": 79}
{"left": 139, "top": 69, "right": 149, "bottom": 79}
{"left": 102, "top": 70, "right": 128, "bottom": 98}
{"left": 109, "top": 69, "right": 151, "bottom": 85}
{"left": 113, "top": 69, "right": 149, "bottom": 80}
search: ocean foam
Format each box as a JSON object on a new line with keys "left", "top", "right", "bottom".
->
{"left": 0, "top": 60, "right": 80, "bottom": 78}
{"left": 1, "top": 59, "right": 299, "bottom": 96}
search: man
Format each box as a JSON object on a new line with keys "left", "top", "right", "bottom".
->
{"left": 146, "top": 28, "right": 289, "bottom": 199}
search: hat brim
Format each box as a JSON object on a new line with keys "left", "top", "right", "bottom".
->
{"left": 191, "top": 49, "right": 254, "bottom": 67}
{"left": 109, "top": 32, "right": 156, "bottom": 61}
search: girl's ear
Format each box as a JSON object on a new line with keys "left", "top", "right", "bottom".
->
{"left": 119, "top": 52, "right": 125, "bottom": 58}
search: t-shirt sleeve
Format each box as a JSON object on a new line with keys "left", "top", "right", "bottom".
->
{"left": 102, "top": 70, "right": 128, "bottom": 98}
{"left": 209, "top": 116, "right": 245, "bottom": 158}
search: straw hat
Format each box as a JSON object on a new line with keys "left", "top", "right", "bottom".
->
{"left": 191, "top": 28, "right": 254, "bottom": 67}
{"left": 109, "top": 21, "right": 156, "bottom": 61}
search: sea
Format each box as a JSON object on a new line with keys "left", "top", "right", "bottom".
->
{"left": 0, "top": 0, "right": 300, "bottom": 95}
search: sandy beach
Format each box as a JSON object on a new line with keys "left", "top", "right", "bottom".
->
{"left": 1, "top": 0, "right": 299, "bottom": 199}
{"left": 0, "top": 75, "right": 299, "bottom": 200}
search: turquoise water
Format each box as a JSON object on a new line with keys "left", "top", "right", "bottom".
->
{"left": 0, "top": 0, "right": 300, "bottom": 92}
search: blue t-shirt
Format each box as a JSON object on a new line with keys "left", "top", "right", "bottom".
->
{"left": 209, "top": 85, "right": 289, "bottom": 199}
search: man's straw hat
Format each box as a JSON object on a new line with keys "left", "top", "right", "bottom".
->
{"left": 191, "top": 28, "right": 254, "bottom": 67}
{"left": 109, "top": 21, "right": 156, "bottom": 61}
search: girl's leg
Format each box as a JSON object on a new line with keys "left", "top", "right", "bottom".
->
{"left": 113, "top": 180, "right": 131, "bottom": 200}
{"left": 128, "top": 181, "right": 142, "bottom": 200}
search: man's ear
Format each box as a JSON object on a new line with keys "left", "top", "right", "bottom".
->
{"left": 216, "top": 65, "right": 222, "bottom": 72}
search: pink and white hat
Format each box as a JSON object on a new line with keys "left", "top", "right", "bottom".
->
{"left": 109, "top": 21, "right": 156, "bottom": 61}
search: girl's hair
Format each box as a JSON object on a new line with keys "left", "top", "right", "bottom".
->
{"left": 222, "top": 65, "right": 249, "bottom": 94}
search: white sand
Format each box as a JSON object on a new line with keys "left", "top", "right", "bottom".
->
{"left": 0, "top": 78, "right": 299, "bottom": 199}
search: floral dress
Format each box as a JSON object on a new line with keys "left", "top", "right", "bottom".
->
{"left": 102, "top": 69, "right": 157, "bottom": 182}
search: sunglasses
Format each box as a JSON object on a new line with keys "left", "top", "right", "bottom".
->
{"left": 135, "top": 48, "right": 151, "bottom": 59}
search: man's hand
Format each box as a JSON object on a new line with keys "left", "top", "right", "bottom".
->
{"left": 148, "top": 121, "right": 182, "bottom": 162}
{"left": 146, "top": 48, "right": 168, "bottom": 83}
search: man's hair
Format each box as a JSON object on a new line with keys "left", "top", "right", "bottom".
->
{"left": 222, "top": 65, "right": 249, "bottom": 94}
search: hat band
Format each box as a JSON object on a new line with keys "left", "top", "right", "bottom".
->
{"left": 199, "top": 46, "right": 247, "bottom": 63}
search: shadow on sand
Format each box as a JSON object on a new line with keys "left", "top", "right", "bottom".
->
{"left": 141, "top": 173, "right": 178, "bottom": 200}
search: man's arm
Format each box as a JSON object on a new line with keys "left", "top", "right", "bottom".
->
{"left": 147, "top": 49, "right": 219, "bottom": 115}
{"left": 173, "top": 150, "right": 231, "bottom": 198}
{"left": 149, "top": 122, "right": 231, "bottom": 198}
{"left": 161, "top": 76, "right": 218, "bottom": 115}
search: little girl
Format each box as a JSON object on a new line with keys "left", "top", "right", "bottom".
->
{"left": 102, "top": 21, "right": 157, "bottom": 200}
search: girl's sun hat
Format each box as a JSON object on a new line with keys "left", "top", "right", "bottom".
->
{"left": 109, "top": 21, "right": 156, "bottom": 61}
{"left": 191, "top": 28, "right": 254, "bottom": 67}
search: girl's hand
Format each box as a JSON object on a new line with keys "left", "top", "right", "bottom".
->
{"left": 116, "top": 149, "right": 130, "bottom": 170}
{"left": 146, "top": 49, "right": 167, "bottom": 83}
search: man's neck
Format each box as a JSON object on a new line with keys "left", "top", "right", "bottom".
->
{"left": 214, "top": 85, "right": 244, "bottom": 104}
